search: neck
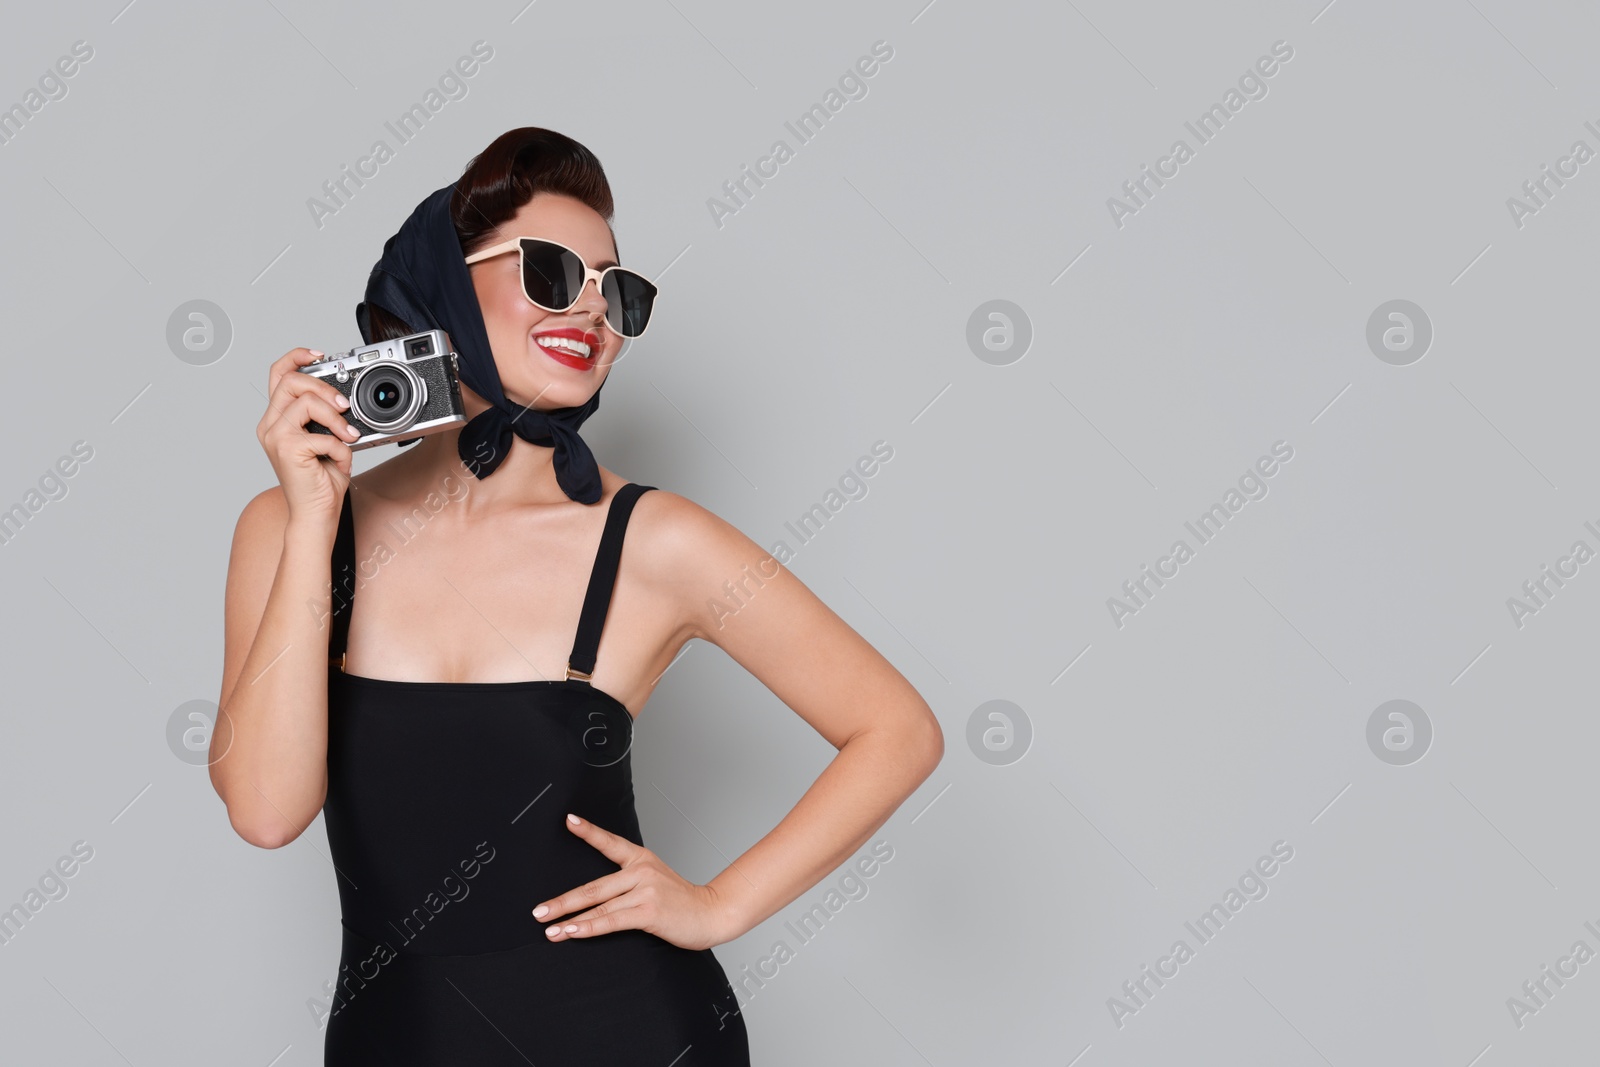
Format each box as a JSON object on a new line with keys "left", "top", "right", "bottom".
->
{"left": 397, "top": 393, "right": 581, "bottom": 511}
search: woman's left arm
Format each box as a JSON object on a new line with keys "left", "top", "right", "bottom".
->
{"left": 668, "top": 497, "right": 946, "bottom": 942}
{"left": 536, "top": 491, "right": 944, "bottom": 949}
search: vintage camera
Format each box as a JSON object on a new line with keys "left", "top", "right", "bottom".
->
{"left": 298, "top": 329, "right": 467, "bottom": 449}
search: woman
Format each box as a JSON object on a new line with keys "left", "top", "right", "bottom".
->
{"left": 209, "top": 127, "right": 942, "bottom": 1065}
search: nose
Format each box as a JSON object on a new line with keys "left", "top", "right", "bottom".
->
{"left": 572, "top": 275, "right": 608, "bottom": 329}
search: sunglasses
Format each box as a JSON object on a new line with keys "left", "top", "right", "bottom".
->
{"left": 464, "top": 237, "right": 658, "bottom": 339}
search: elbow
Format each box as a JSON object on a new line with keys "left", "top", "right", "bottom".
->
{"left": 211, "top": 762, "right": 324, "bottom": 850}
{"left": 922, "top": 729, "right": 945, "bottom": 777}
{"left": 226, "top": 805, "right": 303, "bottom": 850}
{"left": 909, "top": 712, "right": 944, "bottom": 780}
{"left": 210, "top": 773, "right": 287, "bottom": 848}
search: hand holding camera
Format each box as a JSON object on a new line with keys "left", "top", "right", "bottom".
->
{"left": 255, "top": 330, "right": 468, "bottom": 537}
{"left": 256, "top": 347, "right": 360, "bottom": 535}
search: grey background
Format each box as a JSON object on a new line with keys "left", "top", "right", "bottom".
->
{"left": 1, "top": 0, "right": 1595, "bottom": 1063}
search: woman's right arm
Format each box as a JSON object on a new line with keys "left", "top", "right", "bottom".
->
{"left": 209, "top": 347, "right": 362, "bottom": 849}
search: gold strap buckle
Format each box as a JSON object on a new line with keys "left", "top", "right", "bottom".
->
{"left": 330, "top": 652, "right": 346, "bottom": 671}
{"left": 564, "top": 661, "right": 592, "bottom": 682}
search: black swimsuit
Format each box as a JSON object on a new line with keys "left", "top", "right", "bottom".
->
{"left": 320, "top": 481, "right": 752, "bottom": 1065}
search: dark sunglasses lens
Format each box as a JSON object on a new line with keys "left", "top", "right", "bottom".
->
{"left": 520, "top": 239, "right": 585, "bottom": 310}
{"left": 601, "top": 269, "right": 657, "bottom": 338}
{"left": 519, "top": 239, "right": 656, "bottom": 337}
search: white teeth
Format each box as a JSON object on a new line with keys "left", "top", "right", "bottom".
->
{"left": 536, "top": 335, "right": 591, "bottom": 358}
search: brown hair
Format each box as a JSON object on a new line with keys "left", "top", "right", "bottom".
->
{"left": 364, "top": 127, "right": 618, "bottom": 343}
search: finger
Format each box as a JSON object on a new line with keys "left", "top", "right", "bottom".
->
{"left": 545, "top": 896, "right": 644, "bottom": 941}
{"left": 262, "top": 392, "right": 361, "bottom": 448}
{"left": 270, "top": 357, "right": 352, "bottom": 418}
{"left": 259, "top": 389, "right": 326, "bottom": 440}
{"left": 267, "top": 347, "right": 327, "bottom": 400}
{"left": 257, "top": 371, "right": 349, "bottom": 442}
{"left": 560, "top": 894, "right": 645, "bottom": 930}
{"left": 267, "top": 366, "right": 350, "bottom": 441}
{"left": 532, "top": 867, "right": 640, "bottom": 924}
{"left": 259, "top": 407, "right": 356, "bottom": 458}
{"left": 563, "top": 813, "right": 641, "bottom": 867}
{"left": 269, "top": 394, "right": 355, "bottom": 462}
{"left": 300, "top": 427, "right": 355, "bottom": 483}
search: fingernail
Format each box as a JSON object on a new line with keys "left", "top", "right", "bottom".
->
{"left": 546, "top": 926, "right": 559, "bottom": 937}
{"left": 335, "top": 394, "right": 350, "bottom": 409}
{"left": 567, "top": 814, "right": 581, "bottom": 825}
{"left": 533, "top": 905, "right": 548, "bottom": 918}
{"left": 563, "top": 925, "right": 579, "bottom": 934}
{"left": 345, "top": 423, "right": 360, "bottom": 437}
{"left": 309, "top": 349, "right": 324, "bottom": 357}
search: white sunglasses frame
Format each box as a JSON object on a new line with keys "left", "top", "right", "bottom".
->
{"left": 464, "top": 237, "right": 658, "bottom": 339}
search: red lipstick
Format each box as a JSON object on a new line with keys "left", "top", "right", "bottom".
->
{"left": 532, "top": 327, "right": 602, "bottom": 370}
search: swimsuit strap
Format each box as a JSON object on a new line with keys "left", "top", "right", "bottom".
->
{"left": 328, "top": 485, "right": 357, "bottom": 670}
{"left": 566, "top": 483, "right": 657, "bottom": 682}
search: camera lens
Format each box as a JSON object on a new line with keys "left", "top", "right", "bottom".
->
{"left": 372, "top": 381, "right": 401, "bottom": 410}
{"left": 351, "top": 363, "right": 424, "bottom": 432}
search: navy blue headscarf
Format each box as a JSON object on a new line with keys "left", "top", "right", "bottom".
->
{"left": 355, "top": 183, "right": 606, "bottom": 504}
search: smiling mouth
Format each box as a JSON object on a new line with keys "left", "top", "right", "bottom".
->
{"left": 531, "top": 329, "right": 602, "bottom": 367}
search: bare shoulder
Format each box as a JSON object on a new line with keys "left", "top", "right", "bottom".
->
{"left": 622, "top": 486, "right": 786, "bottom": 641}
{"left": 232, "top": 468, "right": 369, "bottom": 544}
{"left": 625, "top": 486, "right": 763, "bottom": 571}
{"left": 619, "top": 482, "right": 938, "bottom": 754}
{"left": 232, "top": 483, "right": 290, "bottom": 552}
{"left": 626, "top": 486, "right": 741, "bottom": 556}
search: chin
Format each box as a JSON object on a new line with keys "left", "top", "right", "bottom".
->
{"left": 504, "top": 378, "right": 600, "bottom": 411}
